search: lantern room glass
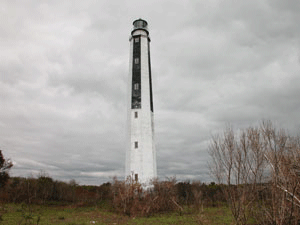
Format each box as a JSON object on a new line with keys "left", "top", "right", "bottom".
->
{"left": 133, "top": 19, "right": 148, "bottom": 32}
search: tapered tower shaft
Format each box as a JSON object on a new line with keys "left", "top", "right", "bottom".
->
{"left": 126, "top": 19, "right": 157, "bottom": 185}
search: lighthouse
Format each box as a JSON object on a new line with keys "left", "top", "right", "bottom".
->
{"left": 125, "top": 19, "right": 157, "bottom": 185}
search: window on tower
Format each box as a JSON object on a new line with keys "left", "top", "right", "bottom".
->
{"left": 134, "top": 83, "right": 139, "bottom": 90}
{"left": 135, "top": 111, "right": 138, "bottom": 118}
{"left": 134, "top": 141, "right": 138, "bottom": 148}
{"left": 135, "top": 173, "right": 138, "bottom": 181}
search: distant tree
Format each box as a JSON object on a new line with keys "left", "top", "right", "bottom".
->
{"left": 37, "top": 172, "right": 54, "bottom": 203}
{"left": 0, "top": 150, "right": 13, "bottom": 188}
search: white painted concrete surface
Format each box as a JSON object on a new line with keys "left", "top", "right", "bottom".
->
{"left": 125, "top": 27, "right": 157, "bottom": 186}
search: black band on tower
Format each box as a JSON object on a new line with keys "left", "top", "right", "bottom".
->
{"left": 131, "top": 36, "right": 141, "bottom": 109}
{"left": 148, "top": 41, "right": 154, "bottom": 112}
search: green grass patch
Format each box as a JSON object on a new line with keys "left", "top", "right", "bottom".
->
{"left": 0, "top": 203, "right": 234, "bottom": 224}
{"left": 201, "top": 206, "right": 233, "bottom": 224}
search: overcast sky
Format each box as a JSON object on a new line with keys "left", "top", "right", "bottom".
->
{"left": 1, "top": 0, "right": 300, "bottom": 185}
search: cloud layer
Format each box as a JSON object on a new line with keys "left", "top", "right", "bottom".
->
{"left": 1, "top": 0, "right": 299, "bottom": 184}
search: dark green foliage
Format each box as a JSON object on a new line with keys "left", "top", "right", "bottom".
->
{"left": 0, "top": 175, "right": 113, "bottom": 206}
{"left": 175, "top": 181, "right": 225, "bottom": 207}
{"left": 0, "top": 150, "right": 12, "bottom": 188}
{"left": 176, "top": 181, "right": 193, "bottom": 205}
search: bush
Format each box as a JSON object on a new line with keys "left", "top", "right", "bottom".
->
{"left": 111, "top": 177, "right": 182, "bottom": 217}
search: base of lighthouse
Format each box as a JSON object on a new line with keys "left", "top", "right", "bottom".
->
{"left": 126, "top": 110, "right": 156, "bottom": 186}
{"left": 125, "top": 19, "right": 157, "bottom": 187}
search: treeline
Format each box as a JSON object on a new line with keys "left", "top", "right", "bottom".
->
{"left": 0, "top": 174, "right": 290, "bottom": 220}
{"left": 0, "top": 175, "right": 226, "bottom": 214}
{"left": 0, "top": 175, "right": 111, "bottom": 205}
{"left": 0, "top": 174, "right": 283, "bottom": 220}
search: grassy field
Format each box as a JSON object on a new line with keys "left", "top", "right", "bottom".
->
{"left": 0, "top": 203, "right": 233, "bottom": 224}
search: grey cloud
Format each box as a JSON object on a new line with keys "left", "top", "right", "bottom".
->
{"left": 1, "top": 0, "right": 300, "bottom": 185}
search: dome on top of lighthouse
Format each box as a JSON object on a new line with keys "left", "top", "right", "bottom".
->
{"left": 132, "top": 18, "right": 149, "bottom": 35}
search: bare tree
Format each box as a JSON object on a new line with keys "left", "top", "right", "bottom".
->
{"left": 259, "top": 121, "right": 300, "bottom": 225}
{"left": 209, "top": 126, "right": 265, "bottom": 224}
{"left": 209, "top": 121, "right": 300, "bottom": 225}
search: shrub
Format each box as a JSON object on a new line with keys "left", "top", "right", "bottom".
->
{"left": 111, "top": 177, "right": 182, "bottom": 217}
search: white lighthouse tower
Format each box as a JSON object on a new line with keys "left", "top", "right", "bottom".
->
{"left": 125, "top": 19, "right": 157, "bottom": 185}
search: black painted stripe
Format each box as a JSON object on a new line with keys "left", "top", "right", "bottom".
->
{"left": 131, "top": 36, "right": 141, "bottom": 109}
{"left": 148, "top": 41, "right": 154, "bottom": 112}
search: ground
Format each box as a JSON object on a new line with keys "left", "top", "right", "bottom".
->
{"left": 0, "top": 203, "right": 233, "bottom": 224}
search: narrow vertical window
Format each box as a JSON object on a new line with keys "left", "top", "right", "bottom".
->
{"left": 135, "top": 173, "right": 138, "bottom": 181}
{"left": 135, "top": 111, "right": 138, "bottom": 118}
{"left": 135, "top": 58, "right": 139, "bottom": 64}
{"left": 134, "top": 83, "right": 139, "bottom": 90}
{"left": 134, "top": 141, "right": 138, "bottom": 148}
